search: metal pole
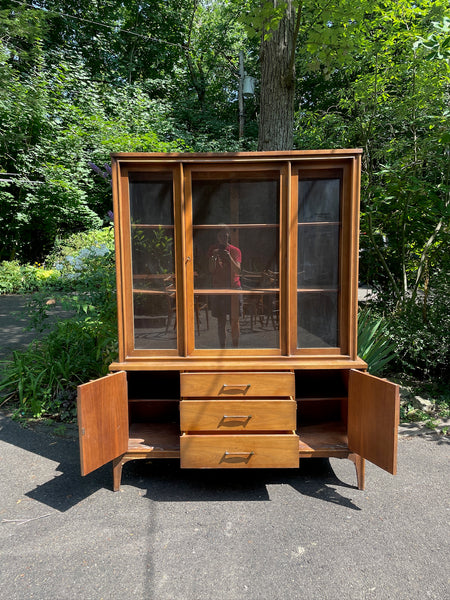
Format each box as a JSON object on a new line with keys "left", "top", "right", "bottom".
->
{"left": 239, "top": 51, "right": 244, "bottom": 139}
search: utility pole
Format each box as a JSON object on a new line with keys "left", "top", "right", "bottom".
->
{"left": 239, "top": 51, "right": 245, "bottom": 139}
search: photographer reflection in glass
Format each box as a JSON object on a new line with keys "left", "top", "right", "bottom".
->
{"left": 208, "top": 227, "right": 242, "bottom": 348}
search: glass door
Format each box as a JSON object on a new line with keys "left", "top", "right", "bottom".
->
{"left": 295, "top": 170, "right": 342, "bottom": 350}
{"left": 187, "top": 169, "right": 281, "bottom": 351}
{"left": 128, "top": 171, "right": 177, "bottom": 350}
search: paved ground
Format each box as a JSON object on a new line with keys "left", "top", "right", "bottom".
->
{"left": 0, "top": 294, "right": 73, "bottom": 363}
{"left": 0, "top": 414, "right": 449, "bottom": 600}
{"left": 0, "top": 294, "right": 449, "bottom": 599}
{"left": 0, "top": 295, "right": 38, "bottom": 362}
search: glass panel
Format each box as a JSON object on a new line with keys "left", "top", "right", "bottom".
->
{"left": 298, "top": 224, "right": 339, "bottom": 287}
{"left": 298, "top": 178, "right": 340, "bottom": 348}
{"left": 192, "top": 177, "right": 279, "bottom": 349}
{"left": 129, "top": 173, "right": 176, "bottom": 350}
{"left": 194, "top": 292, "right": 279, "bottom": 349}
{"left": 299, "top": 179, "right": 340, "bottom": 222}
{"left": 130, "top": 173, "right": 173, "bottom": 224}
{"left": 133, "top": 291, "right": 177, "bottom": 350}
{"left": 297, "top": 292, "right": 338, "bottom": 348}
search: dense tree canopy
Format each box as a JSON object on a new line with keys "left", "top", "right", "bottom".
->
{"left": 0, "top": 0, "right": 448, "bottom": 324}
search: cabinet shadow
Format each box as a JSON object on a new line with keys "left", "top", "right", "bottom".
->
{"left": 132, "top": 458, "right": 362, "bottom": 511}
{"left": 1, "top": 414, "right": 360, "bottom": 512}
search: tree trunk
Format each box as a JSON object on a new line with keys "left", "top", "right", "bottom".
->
{"left": 258, "top": 1, "right": 297, "bottom": 151}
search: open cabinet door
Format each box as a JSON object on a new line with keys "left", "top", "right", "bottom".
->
{"left": 348, "top": 370, "right": 400, "bottom": 475}
{"left": 77, "top": 371, "right": 128, "bottom": 476}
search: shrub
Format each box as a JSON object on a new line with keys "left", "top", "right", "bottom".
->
{"left": 0, "top": 227, "right": 118, "bottom": 421}
{"left": 360, "top": 271, "right": 450, "bottom": 389}
{"left": 0, "top": 261, "right": 60, "bottom": 294}
{"left": 0, "top": 318, "right": 117, "bottom": 420}
{"left": 357, "top": 309, "right": 397, "bottom": 375}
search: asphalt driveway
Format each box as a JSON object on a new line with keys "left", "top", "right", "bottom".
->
{"left": 0, "top": 412, "right": 448, "bottom": 600}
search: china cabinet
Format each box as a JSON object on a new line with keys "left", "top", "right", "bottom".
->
{"left": 77, "top": 150, "right": 399, "bottom": 491}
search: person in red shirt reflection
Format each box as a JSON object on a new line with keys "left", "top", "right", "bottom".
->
{"left": 208, "top": 227, "right": 242, "bottom": 348}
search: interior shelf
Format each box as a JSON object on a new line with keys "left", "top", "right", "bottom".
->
{"left": 128, "top": 422, "right": 180, "bottom": 456}
{"left": 127, "top": 421, "right": 350, "bottom": 459}
{"left": 297, "top": 422, "right": 349, "bottom": 457}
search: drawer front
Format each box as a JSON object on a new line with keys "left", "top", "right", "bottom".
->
{"left": 180, "top": 434, "right": 299, "bottom": 469}
{"left": 180, "top": 399, "right": 296, "bottom": 432}
{"left": 180, "top": 372, "right": 294, "bottom": 398}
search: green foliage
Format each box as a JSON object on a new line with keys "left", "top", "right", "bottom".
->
{"left": 0, "top": 0, "right": 449, "bottom": 400}
{"left": 357, "top": 309, "right": 397, "bottom": 375}
{"left": 384, "top": 279, "right": 450, "bottom": 381}
{"left": 0, "top": 228, "right": 118, "bottom": 420}
{"left": 0, "top": 317, "right": 117, "bottom": 421}
{"left": 0, "top": 260, "right": 60, "bottom": 294}
{"left": 27, "top": 227, "right": 117, "bottom": 328}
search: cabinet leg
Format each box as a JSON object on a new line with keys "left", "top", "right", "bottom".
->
{"left": 349, "top": 454, "right": 365, "bottom": 490}
{"left": 113, "top": 455, "right": 125, "bottom": 492}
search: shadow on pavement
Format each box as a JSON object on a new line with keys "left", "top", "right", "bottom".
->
{"left": 1, "top": 406, "right": 444, "bottom": 512}
{"left": 1, "top": 411, "right": 362, "bottom": 513}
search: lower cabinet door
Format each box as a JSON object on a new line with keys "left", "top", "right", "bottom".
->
{"left": 348, "top": 369, "right": 400, "bottom": 474}
{"left": 77, "top": 371, "right": 129, "bottom": 476}
{"left": 180, "top": 434, "right": 299, "bottom": 469}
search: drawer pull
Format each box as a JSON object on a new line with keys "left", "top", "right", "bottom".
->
{"left": 221, "top": 383, "right": 251, "bottom": 394}
{"left": 220, "top": 414, "right": 252, "bottom": 428}
{"left": 221, "top": 451, "right": 254, "bottom": 464}
{"left": 223, "top": 415, "right": 252, "bottom": 420}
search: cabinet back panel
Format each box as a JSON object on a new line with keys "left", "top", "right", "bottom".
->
{"left": 295, "top": 369, "right": 347, "bottom": 398}
{"left": 129, "top": 399, "right": 179, "bottom": 423}
{"left": 297, "top": 398, "right": 343, "bottom": 426}
{"left": 127, "top": 371, "right": 180, "bottom": 399}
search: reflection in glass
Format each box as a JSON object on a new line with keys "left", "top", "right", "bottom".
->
{"left": 129, "top": 173, "right": 173, "bottom": 224}
{"left": 299, "top": 179, "right": 340, "bottom": 222}
{"left": 132, "top": 228, "right": 175, "bottom": 290}
{"left": 133, "top": 289, "right": 177, "bottom": 349}
{"left": 192, "top": 177, "right": 280, "bottom": 349}
{"left": 129, "top": 173, "right": 176, "bottom": 349}
{"left": 298, "top": 224, "right": 339, "bottom": 288}
{"left": 297, "top": 292, "right": 338, "bottom": 348}
{"left": 194, "top": 293, "right": 279, "bottom": 349}
{"left": 207, "top": 227, "right": 242, "bottom": 348}
{"left": 298, "top": 178, "right": 341, "bottom": 348}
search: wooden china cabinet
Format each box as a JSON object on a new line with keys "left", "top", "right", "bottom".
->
{"left": 77, "top": 150, "right": 399, "bottom": 492}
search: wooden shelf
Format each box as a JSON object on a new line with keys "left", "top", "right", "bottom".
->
{"left": 297, "top": 288, "right": 338, "bottom": 293}
{"left": 128, "top": 422, "right": 180, "bottom": 456}
{"left": 193, "top": 223, "right": 279, "bottom": 229}
{"left": 131, "top": 224, "right": 174, "bottom": 229}
{"left": 298, "top": 221, "right": 339, "bottom": 226}
{"left": 194, "top": 288, "right": 278, "bottom": 295}
{"left": 126, "top": 421, "right": 351, "bottom": 459}
{"left": 297, "top": 422, "right": 349, "bottom": 457}
{"left": 297, "top": 396, "right": 347, "bottom": 402}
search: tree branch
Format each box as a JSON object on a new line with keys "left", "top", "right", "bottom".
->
{"left": 367, "top": 211, "right": 402, "bottom": 303}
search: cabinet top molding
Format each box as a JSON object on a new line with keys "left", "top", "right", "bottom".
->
{"left": 111, "top": 149, "right": 363, "bottom": 161}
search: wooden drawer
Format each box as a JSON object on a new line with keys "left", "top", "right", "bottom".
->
{"left": 180, "top": 434, "right": 299, "bottom": 468}
{"left": 180, "top": 372, "right": 294, "bottom": 398}
{"left": 180, "top": 399, "right": 296, "bottom": 432}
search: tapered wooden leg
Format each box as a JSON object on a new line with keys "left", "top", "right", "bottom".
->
{"left": 349, "top": 454, "right": 365, "bottom": 490}
{"left": 113, "top": 455, "right": 125, "bottom": 492}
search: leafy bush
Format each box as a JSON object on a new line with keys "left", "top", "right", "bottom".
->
{"left": 0, "top": 261, "right": 60, "bottom": 294}
{"left": 360, "top": 271, "right": 450, "bottom": 395}
{"left": 0, "top": 318, "right": 117, "bottom": 420}
{"left": 385, "top": 285, "right": 450, "bottom": 381}
{"left": 357, "top": 309, "right": 397, "bottom": 375}
{"left": 0, "top": 228, "right": 118, "bottom": 421}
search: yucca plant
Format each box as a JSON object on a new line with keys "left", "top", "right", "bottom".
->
{"left": 357, "top": 309, "right": 397, "bottom": 375}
